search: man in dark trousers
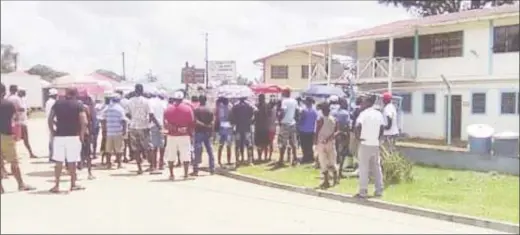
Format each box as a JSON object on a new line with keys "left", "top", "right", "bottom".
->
{"left": 192, "top": 95, "right": 215, "bottom": 175}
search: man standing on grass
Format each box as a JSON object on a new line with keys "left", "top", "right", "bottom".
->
{"left": 126, "top": 84, "right": 161, "bottom": 175}
{"left": 277, "top": 89, "right": 299, "bottom": 166}
{"left": 315, "top": 103, "right": 339, "bottom": 189}
{"left": 48, "top": 87, "right": 88, "bottom": 193}
{"left": 101, "top": 94, "right": 127, "bottom": 169}
{"left": 0, "top": 83, "right": 35, "bottom": 194}
{"left": 381, "top": 92, "right": 399, "bottom": 153}
{"left": 230, "top": 97, "right": 255, "bottom": 166}
{"left": 164, "top": 91, "right": 194, "bottom": 180}
{"left": 355, "top": 95, "right": 385, "bottom": 198}
{"left": 192, "top": 95, "right": 215, "bottom": 175}
{"left": 298, "top": 96, "right": 318, "bottom": 164}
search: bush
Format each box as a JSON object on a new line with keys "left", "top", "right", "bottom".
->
{"left": 380, "top": 146, "right": 414, "bottom": 186}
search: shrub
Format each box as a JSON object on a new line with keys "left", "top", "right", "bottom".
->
{"left": 380, "top": 146, "right": 414, "bottom": 186}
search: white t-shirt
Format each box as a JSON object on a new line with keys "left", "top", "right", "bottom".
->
{"left": 127, "top": 96, "right": 152, "bottom": 129}
{"left": 356, "top": 107, "right": 385, "bottom": 146}
{"left": 45, "top": 98, "right": 56, "bottom": 118}
{"left": 281, "top": 97, "right": 298, "bottom": 125}
{"left": 383, "top": 103, "right": 399, "bottom": 136}
{"left": 19, "top": 97, "right": 28, "bottom": 124}
{"left": 149, "top": 97, "right": 167, "bottom": 127}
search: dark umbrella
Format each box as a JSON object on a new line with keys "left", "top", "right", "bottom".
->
{"left": 302, "top": 85, "right": 346, "bottom": 98}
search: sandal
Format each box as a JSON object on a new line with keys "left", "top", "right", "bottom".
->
{"left": 49, "top": 187, "right": 60, "bottom": 194}
{"left": 19, "top": 185, "right": 36, "bottom": 192}
{"left": 70, "top": 185, "right": 86, "bottom": 191}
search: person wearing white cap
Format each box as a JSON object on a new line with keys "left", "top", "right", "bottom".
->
{"left": 163, "top": 91, "right": 194, "bottom": 180}
{"left": 45, "top": 89, "right": 59, "bottom": 161}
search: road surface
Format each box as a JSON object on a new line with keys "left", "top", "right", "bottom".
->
{"left": 0, "top": 119, "right": 506, "bottom": 234}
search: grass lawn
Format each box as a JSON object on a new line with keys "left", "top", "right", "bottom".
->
{"left": 237, "top": 163, "right": 519, "bottom": 224}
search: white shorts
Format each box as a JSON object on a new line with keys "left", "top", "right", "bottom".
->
{"left": 52, "top": 136, "right": 82, "bottom": 163}
{"left": 165, "top": 135, "right": 191, "bottom": 163}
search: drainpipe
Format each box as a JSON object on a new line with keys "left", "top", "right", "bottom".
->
{"left": 441, "top": 74, "right": 452, "bottom": 146}
{"left": 413, "top": 28, "right": 419, "bottom": 78}
{"left": 488, "top": 19, "right": 494, "bottom": 75}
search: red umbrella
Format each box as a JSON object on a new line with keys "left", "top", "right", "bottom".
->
{"left": 250, "top": 84, "right": 285, "bottom": 94}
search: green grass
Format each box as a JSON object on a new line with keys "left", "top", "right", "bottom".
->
{"left": 237, "top": 163, "right": 520, "bottom": 224}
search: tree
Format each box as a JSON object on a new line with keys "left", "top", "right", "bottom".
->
{"left": 236, "top": 74, "right": 252, "bottom": 86}
{"left": 26, "top": 64, "right": 68, "bottom": 82}
{"left": 378, "top": 0, "right": 516, "bottom": 17}
{"left": 1, "top": 44, "right": 18, "bottom": 73}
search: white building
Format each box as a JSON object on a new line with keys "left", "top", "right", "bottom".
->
{"left": 286, "top": 5, "right": 519, "bottom": 141}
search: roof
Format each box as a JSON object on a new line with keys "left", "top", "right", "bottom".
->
{"left": 287, "top": 4, "right": 519, "bottom": 50}
{"left": 253, "top": 49, "right": 324, "bottom": 64}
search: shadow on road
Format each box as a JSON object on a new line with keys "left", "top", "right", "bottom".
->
{"left": 26, "top": 170, "right": 55, "bottom": 178}
{"left": 30, "top": 160, "right": 53, "bottom": 165}
{"left": 27, "top": 189, "right": 69, "bottom": 195}
{"left": 109, "top": 172, "right": 140, "bottom": 177}
{"left": 149, "top": 178, "right": 195, "bottom": 183}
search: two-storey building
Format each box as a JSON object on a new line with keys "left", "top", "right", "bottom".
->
{"left": 284, "top": 5, "right": 519, "bottom": 141}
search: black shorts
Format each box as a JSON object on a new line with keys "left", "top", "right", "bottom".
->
{"left": 81, "top": 135, "right": 91, "bottom": 161}
{"left": 254, "top": 130, "right": 270, "bottom": 147}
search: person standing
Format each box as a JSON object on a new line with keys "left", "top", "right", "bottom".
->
{"left": 277, "top": 89, "right": 299, "bottom": 166}
{"left": 254, "top": 94, "right": 271, "bottom": 162}
{"left": 347, "top": 96, "right": 365, "bottom": 170}
{"left": 298, "top": 97, "right": 318, "bottom": 164}
{"left": 266, "top": 97, "right": 278, "bottom": 161}
{"left": 149, "top": 92, "right": 167, "bottom": 170}
{"left": 7, "top": 85, "right": 37, "bottom": 159}
{"left": 0, "top": 83, "right": 35, "bottom": 194}
{"left": 164, "top": 91, "right": 194, "bottom": 180}
{"left": 230, "top": 97, "right": 255, "bottom": 165}
{"left": 315, "top": 104, "right": 339, "bottom": 189}
{"left": 126, "top": 84, "right": 161, "bottom": 175}
{"left": 215, "top": 97, "right": 233, "bottom": 166}
{"left": 331, "top": 97, "right": 351, "bottom": 178}
{"left": 381, "top": 92, "right": 399, "bottom": 153}
{"left": 355, "top": 95, "right": 385, "bottom": 198}
{"left": 192, "top": 95, "right": 215, "bottom": 175}
{"left": 100, "top": 94, "right": 126, "bottom": 169}
{"left": 48, "top": 88, "right": 88, "bottom": 193}
{"left": 45, "top": 88, "right": 58, "bottom": 161}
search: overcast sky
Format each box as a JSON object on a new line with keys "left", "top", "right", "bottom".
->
{"left": 1, "top": 1, "right": 410, "bottom": 86}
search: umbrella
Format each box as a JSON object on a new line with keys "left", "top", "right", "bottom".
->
{"left": 302, "top": 85, "right": 346, "bottom": 98}
{"left": 52, "top": 74, "right": 113, "bottom": 95}
{"left": 250, "top": 84, "right": 284, "bottom": 94}
{"left": 216, "top": 84, "right": 253, "bottom": 99}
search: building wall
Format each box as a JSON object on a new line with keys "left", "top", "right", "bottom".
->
{"left": 355, "top": 15, "right": 519, "bottom": 81}
{"left": 263, "top": 50, "right": 323, "bottom": 91}
{"left": 387, "top": 79, "right": 519, "bottom": 141}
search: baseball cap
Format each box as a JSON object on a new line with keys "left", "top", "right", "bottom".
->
{"left": 172, "top": 91, "right": 184, "bottom": 100}
{"left": 382, "top": 92, "right": 392, "bottom": 102}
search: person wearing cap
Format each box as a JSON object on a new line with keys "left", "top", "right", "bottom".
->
{"left": 382, "top": 92, "right": 399, "bottom": 152}
{"left": 164, "top": 91, "right": 194, "bottom": 180}
{"left": 127, "top": 84, "right": 161, "bottom": 175}
{"left": 100, "top": 93, "right": 126, "bottom": 169}
{"left": 46, "top": 88, "right": 59, "bottom": 161}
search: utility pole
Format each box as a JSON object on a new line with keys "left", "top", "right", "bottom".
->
{"left": 204, "top": 32, "right": 209, "bottom": 89}
{"left": 121, "top": 52, "right": 126, "bottom": 80}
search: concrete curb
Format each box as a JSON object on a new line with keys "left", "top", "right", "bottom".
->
{"left": 215, "top": 169, "right": 520, "bottom": 234}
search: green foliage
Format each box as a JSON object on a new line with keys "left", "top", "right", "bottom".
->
{"left": 378, "top": 0, "right": 516, "bottom": 17}
{"left": 380, "top": 146, "right": 414, "bottom": 185}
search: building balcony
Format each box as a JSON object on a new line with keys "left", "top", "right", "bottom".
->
{"left": 355, "top": 57, "right": 415, "bottom": 84}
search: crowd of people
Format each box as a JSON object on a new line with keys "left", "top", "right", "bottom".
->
{"left": 0, "top": 82, "right": 400, "bottom": 198}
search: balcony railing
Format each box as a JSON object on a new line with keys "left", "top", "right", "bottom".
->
{"left": 356, "top": 57, "right": 414, "bottom": 80}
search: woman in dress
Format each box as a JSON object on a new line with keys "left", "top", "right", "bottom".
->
{"left": 254, "top": 94, "right": 270, "bottom": 162}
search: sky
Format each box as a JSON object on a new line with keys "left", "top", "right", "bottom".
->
{"left": 1, "top": 1, "right": 411, "bottom": 87}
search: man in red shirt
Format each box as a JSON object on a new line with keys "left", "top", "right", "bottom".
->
{"left": 163, "top": 91, "right": 194, "bottom": 180}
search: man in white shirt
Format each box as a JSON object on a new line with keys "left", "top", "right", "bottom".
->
{"left": 382, "top": 92, "right": 399, "bottom": 153}
{"left": 148, "top": 92, "right": 167, "bottom": 170}
{"left": 9, "top": 86, "right": 37, "bottom": 158}
{"left": 45, "top": 89, "right": 58, "bottom": 161}
{"left": 355, "top": 95, "right": 385, "bottom": 198}
{"left": 278, "top": 89, "right": 299, "bottom": 166}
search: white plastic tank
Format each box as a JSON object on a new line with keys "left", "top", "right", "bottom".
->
{"left": 492, "top": 131, "right": 519, "bottom": 157}
{"left": 466, "top": 124, "right": 494, "bottom": 155}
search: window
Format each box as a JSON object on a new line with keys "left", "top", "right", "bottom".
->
{"left": 471, "top": 93, "right": 486, "bottom": 114}
{"left": 301, "top": 65, "right": 309, "bottom": 79}
{"left": 398, "top": 93, "right": 412, "bottom": 113}
{"left": 494, "top": 24, "right": 520, "bottom": 53}
{"left": 419, "top": 31, "right": 463, "bottom": 59}
{"left": 423, "top": 93, "right": 436, "bottom": 113}
{"left": 270, "top": 65, "right": 288, "bottom": 79}
{"left": 500, "top": 92, "right": 518, "bottom": 114}
{"left": 375, "top": 37, "right": 414, "bottom": 58}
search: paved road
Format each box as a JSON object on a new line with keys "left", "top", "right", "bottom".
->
{"left": 1, "top": 119, "right": 506, "bottom": 234}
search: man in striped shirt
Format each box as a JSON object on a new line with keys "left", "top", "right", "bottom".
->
{"left": 101, "top": 94, "right": 127, "bottom": 169}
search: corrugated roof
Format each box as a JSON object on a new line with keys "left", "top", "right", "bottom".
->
{"left": 253, "top": 49, "right": 324, "bottom": 64}
{"left": 288, "top": 4, "right": 519, "bottom": 49}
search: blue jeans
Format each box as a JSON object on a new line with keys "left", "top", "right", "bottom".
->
{"left": 193, "top": 132, "right": 215, "bottom": 172}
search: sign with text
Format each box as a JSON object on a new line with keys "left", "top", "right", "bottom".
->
{"left": 208, "top": 60, "right": 236, "bottom": 85}
{"left": 181, "top": 63, "right": 205, "bottom": 84}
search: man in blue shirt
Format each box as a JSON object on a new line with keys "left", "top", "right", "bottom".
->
{"left": 298, "top": 97, "right": 318, "bottom": 164}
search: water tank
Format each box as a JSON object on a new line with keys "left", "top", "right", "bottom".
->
{"left": 466, "top": 124, "right": 494, "bottom": 155}
{"left": 493, "top": 132, "right": 519, "bottom": 157}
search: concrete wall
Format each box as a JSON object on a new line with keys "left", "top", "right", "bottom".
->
{"left": 398, "top": 146, "right": 520, "bottom": 176}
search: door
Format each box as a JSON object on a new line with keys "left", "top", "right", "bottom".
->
{"left": 445, "top": 95, "right": 462, "bottom": 140}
